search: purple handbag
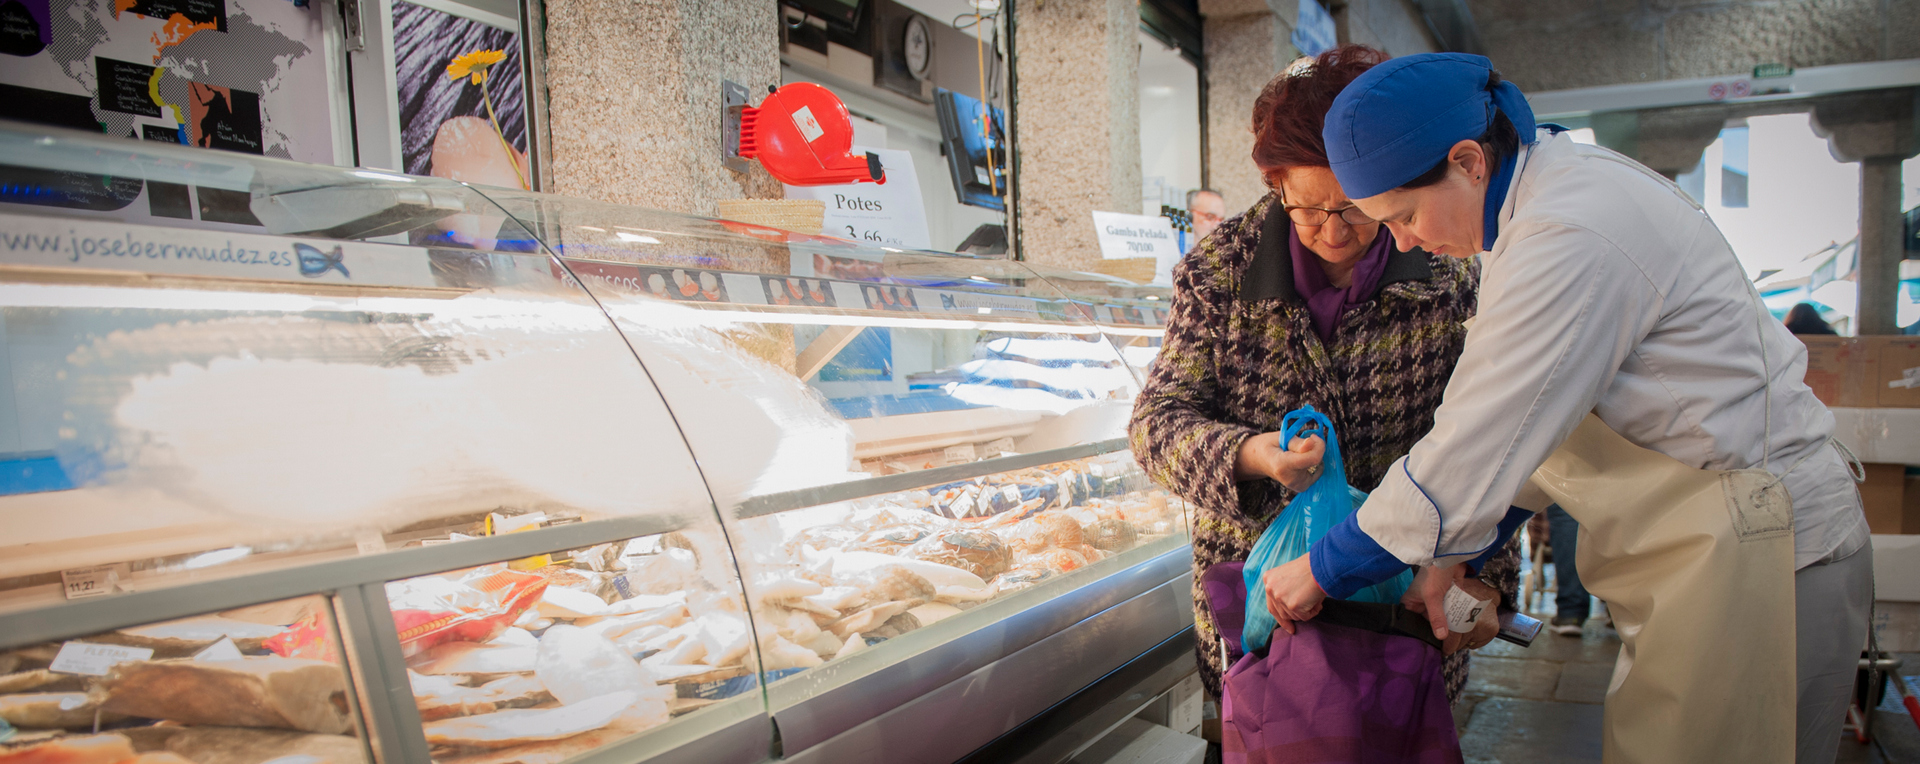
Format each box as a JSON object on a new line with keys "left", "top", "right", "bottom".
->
{"left": 1202, "top": 562, "right": 1462, "bottom": 764}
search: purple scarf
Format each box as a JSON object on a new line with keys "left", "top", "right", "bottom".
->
{"left": 1289, "top": 225, "right": 1393, "bottom": 343}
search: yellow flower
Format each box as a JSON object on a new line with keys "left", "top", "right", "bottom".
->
{"left": 446, "top": 49, "right": 506, "bottom": 85}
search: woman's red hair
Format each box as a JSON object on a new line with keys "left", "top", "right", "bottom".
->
{"left": 1251, "top": 45, "right": 1390, "bottom": 185}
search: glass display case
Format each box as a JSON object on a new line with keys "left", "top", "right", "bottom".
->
{"left": 0, "top": 122, "right": 1192, "bottom": 764}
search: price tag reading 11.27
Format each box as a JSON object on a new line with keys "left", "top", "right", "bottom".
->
{"left": 60, "top": 564, "right": 123, "bottom": 600}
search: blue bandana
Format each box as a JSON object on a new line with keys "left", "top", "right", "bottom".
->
{"left": 1322, "top": 53, "right": 1537, "bottom": 250}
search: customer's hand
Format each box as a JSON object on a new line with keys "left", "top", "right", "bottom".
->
{"left": 1262, "top": 554, "right": 1327, "bottom": 636}
{"left": 1441, "top": 584, "right": 1502, "bottom": 654}
{"left": 1402, "top": 562, "right": 1469, "bottom": 641}
{"left": 1234, "top": 431, "right": 1327, "bottom": 492}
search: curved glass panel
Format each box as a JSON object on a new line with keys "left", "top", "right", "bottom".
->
{"left": 464, "top": 187, "right": 1191, "bottom": 725}
{"left": 468, "top": 188, "right": 1144, "bottom": 507}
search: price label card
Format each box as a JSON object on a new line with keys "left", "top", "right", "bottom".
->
{"left": 193, "top": 636, "right": 244, "bottom": 662}
{"left": 785, "top": 147, "right": 933, "bottom": 250}
{"left": 355, "top": 531, "right": 386, "bottom": 556}
{"left": 1443, "top": 585, "right": 1491, "bottom": 633}
{"left": 50, "top": 641, "right": 154, "bottom": 676}
{"left": 60, "top": 564, "right": 123, "bottom": 600}
{"left": 1091, "top": 211, "right": 1181, "bottom": 286}
{"left": 983, "top": 437, "right": 1018, "bottom": 458}
{"left": 943, "top": 443, "right": 978, "bottom": 465}
{"left": 1001, "top": 485, "right": 1022, "bottom": 504}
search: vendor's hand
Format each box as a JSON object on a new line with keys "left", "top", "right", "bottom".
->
{"left": 1441, "top": 585, "right": 1503, "bottom": 654}
{"left": 1262, "top": 554, "right": 1327, "bottom": 637}
{"left": 1402, "top": 563, "right": 1470, "bottom": 641}
{"left": 1234, "top": 432, "right": 1327, "bottom": 492}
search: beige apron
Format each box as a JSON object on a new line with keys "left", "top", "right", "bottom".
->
{"left": 1526, "top": 414, "right": 1796, "bottom": 764}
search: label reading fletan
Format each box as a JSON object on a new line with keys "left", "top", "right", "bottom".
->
{"left": 50, "top": 642, "right": 154, "bottom": 676}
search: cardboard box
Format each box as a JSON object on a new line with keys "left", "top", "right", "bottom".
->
{"left": 1862, "top": 463, "right": 1909, "bottom": 534}
{"left": 1799, "top": 336, "right": 1879, "bottom": 408}
{"left": 1873, "top": 534, "right": 1920, "bottom": 602}
{"left": 1874, "top": 600, "right": 1920, "bottom": 652}
{"left": 1874, "top": 336, "right": 1920, "bottom": 408}
{"left": 1795, "top": 336, "right": 1920, "bottom": 409}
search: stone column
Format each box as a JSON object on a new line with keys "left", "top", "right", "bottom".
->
{"left": 1589, "top": 106, "right": 1727, "bottom": 180}
{"left": 1858, "top": 156, "right": 1906, "bottom": 335}
{"left": 1197, "top": 0, "right": 1296, "bottom": 218}
{"left": 540, "top": 0, "right": 782, "bottom": 215}
{"left": 1010, "top": 0, "right": 1142, "bottom": 272}
{"left": 1812, "top": 88, "right": 1919, "bottom": 336}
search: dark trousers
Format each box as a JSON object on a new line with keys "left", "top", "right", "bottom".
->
{"left": 1547, "top": 504, "right": 1591, "bottom": 621}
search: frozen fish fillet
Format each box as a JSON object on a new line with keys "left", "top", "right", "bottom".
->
{"left": 0, "top": 671, "right": 75, "bottom": 695}
{"left": 413, "top": 643, "right": 539, "bottom": 676}
{"left": 423, "top": 691, "right": 637, "bottom": 749}
{"left": 0, "top": 733, "right": 136, "bottom": 764}
{"left": 0, "top": 693, "right": 123, "bottom": 729}
{"left": 102, "top": 658, "right": 353, "bottom": 735}
{"left": 126, "top": 726, "right": 362, "bottom": 764}
{"left": 534, "top": 588, "right": 608, "bottom": 619}
{"left": 111, "top": 617, "right": 288, "bottom": 655}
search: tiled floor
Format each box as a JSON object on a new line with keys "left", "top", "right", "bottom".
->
{"left": 1449, "top": 615, "right": 1920, "bottom": 763}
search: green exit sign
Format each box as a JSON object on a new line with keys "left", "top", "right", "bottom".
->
{"left": 1753, "top": 63, "right": 1793, "bottom": 79}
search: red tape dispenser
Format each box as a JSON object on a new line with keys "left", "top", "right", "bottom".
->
{"left": 740, "top": 83, "right": 887, "bottom": 187}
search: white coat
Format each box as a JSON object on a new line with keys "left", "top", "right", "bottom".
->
{"left": 1355, "top": 130, "right": 1868, "bottom": 571}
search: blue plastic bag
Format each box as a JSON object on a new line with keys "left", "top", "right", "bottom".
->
{"left": 1243, "top": 405, "right": 1413, "bottom": 653}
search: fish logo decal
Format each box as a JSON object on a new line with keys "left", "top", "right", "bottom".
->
{"left": 294, "top": 243, "right": 349, "bottom": 279}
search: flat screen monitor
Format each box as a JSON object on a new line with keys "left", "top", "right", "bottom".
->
{"left": 783, "top": 0, "right": 863, "bottom": 33}
{"left": 934, "top": 88, "right": 1008, "bottom": 212}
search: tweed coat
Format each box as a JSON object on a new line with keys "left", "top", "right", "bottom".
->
{"left": 1127, "top": 194, "right": 1521, "bottom": 701}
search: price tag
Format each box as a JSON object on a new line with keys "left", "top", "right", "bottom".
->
{"left": 193, "top": 636, "right": 244, "bottom": 662}
{"left": 1091, "top": 211, "right": 1181, "bottom": 285}
{"left": 1001, "top": 485, "right": 1022, "bottom": 504}
{"left": 982, "top": 437, "right": 1017, "bottom": 458}
{"left": 1443, "top": 585, "right": 1491, "bottom": 633}
{"left": 943, "top": 443, "right": 978, "bottom": 465}
{"left": 50, "top": 641, "right": 153, "bottom": 676}
{"left": 355, "top": 531, "right": 386, "bottom": 555}
{"left": 784, "top": 147, "right": 933, "bottom": 249}
{"left": 60, "top": 565, "right": 123, "bottom": 600}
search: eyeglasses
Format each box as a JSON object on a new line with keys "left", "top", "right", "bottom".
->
{"left": 1281, "top": 203, "right": 1375, "bottom": 227}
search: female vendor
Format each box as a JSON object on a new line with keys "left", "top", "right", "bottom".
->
{"left": 1259, "top": 53, "right": 1871, "bottom": 764}
{"left": 1127, "top": 45, "right": 1517, "bottom": 705}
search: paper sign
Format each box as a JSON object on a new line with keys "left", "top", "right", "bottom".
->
{"left": 785, "top": 147, "right": 932, "bottom": 250}
{"left": 50, "top": 641, "right": 153, "bottom": 676}
{"left": 60, "top": 564, "right": 123, "bottom": 600}
{"left": 1090, "top": 211, "right": 1181, "bottom": 286}
{"left": 193, "top": 636, "right": 244, "bottom": 662}
{"left": 355, "top": 532, "right": 386, "bottom": 556}
{"left": 943, "top": 443, "right": 978, "bottom": 465}
{"left": 982, "top": 437, "right": 1017, "bottom": 458}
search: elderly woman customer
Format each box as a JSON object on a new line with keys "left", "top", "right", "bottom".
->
{"left": 1127, "top": 45, "right": 1519, "bottom": 702}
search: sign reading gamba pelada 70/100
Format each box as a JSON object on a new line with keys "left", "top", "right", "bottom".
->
{"left": 1090, "top": 210, "right": 1182, "bottom": 286}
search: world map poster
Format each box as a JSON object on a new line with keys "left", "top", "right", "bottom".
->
{"left": 0, "top": 0, "right": 336, "bottom": 164}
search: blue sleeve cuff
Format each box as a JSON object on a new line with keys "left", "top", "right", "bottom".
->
{"left": 1465, "top": 506, "right": 1533, "bottom": 573}
{"left": 1309, "top": 514, "right": 1411, "bottom": 600}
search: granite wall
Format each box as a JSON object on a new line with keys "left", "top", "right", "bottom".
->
{"left": 540, "top": 0, "right": 784, "bottom": 215}
{"left": 1010, "top": 0, "right": 1143, "bottom": 272}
